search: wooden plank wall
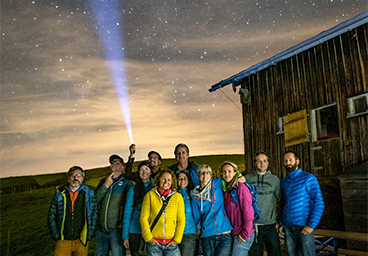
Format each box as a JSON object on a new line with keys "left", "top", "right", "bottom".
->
{"left": 241, "top": 24, "right": 368, "bottom": 178}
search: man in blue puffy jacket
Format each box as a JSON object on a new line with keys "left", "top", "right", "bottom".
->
{"left": 278, "top": 151, "right": 324, "bottom": 256}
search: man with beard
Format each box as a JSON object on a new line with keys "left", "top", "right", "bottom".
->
{"left": 278, "top": 151, "right": 324, "bottom": 256}
{"left": 244, "top": 151, "right": 282, "bottom": 256}
{"left": 124, "top": 144, "right": 163, "bottom": 181}
{"left": 48, "top": 166, "right": 98, "bottom": 256}
{"left": 95, "top": 154, "right": 133, "bottom": 256}
{"left": 148, "top": 150, "right": 162, "bottom": 178}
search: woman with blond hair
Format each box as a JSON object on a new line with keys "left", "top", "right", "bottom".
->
{"left": 191, "top": 164, "right": 233, "bottom": 256}
{"left": 221, "top": 161, "right": 255, "bottom": 255}
{"left": 140, "top": 170, "right": 185, "bottom": 256}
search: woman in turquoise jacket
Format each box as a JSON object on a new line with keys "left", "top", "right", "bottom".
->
{"left": 122, "top": 161, "right": 153, "bottom": 256}
{"left": 176, "top": 170, "right": 196, "bottom": 256}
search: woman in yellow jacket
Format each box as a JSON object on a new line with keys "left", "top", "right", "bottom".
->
{"left": 140, "top": 169, "right": 185, "bottom": 256}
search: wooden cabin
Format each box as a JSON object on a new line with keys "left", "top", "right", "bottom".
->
{"left": 210, "top": 11, "right": 368, "bottom": 251}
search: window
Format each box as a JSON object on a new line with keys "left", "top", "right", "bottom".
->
{"left": 311, "top": 104, "right": 339, "bottom": 141}
{"left": 347, "top": 93, "right": 368, "bottom": 118}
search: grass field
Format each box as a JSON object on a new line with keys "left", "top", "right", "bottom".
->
{"left": 0, "top": 154, "right": 245, "bottom": 256}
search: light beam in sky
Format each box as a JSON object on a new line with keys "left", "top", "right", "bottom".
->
{"left": 90, "top": 0, "right": 133, "bottom": 143}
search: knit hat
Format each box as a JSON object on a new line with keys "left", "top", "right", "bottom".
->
{"left": 138, "top": 161, "right": 151, "bottom": 171}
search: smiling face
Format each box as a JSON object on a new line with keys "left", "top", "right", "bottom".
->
{"left": 159, "top": 172, "right": 172, "bottom": 192}
{"left": 139, "top": 165, "right": 151, "bottom": 182}
{"left": 197, "top": 167, "right": 212, "bottom": 187}
{"left": 175, "top": 146, "right": 189, "bottom": 164}
{"left": 177, "top": 173, "right": 188, "bottom": 190}
{"left": 148, "top": 153, "right": 161, "bottom": 169}
{"left": 222, "top": 164, "right": 236, "bottom": 183}
{"left": 110, "top": 159, "right": 124, "bottom": 175}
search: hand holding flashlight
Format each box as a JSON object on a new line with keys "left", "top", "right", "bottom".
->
{"left": 129, "top": 144, "right": 136, "bottom": 155}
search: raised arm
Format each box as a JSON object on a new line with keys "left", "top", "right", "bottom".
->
{"left": 124, "top": 144, "right": 138, "bottom": 182}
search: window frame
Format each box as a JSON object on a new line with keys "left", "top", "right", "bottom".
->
{"left": 311, "top": 103, "right": 339, "bottom": 142}
{"left": 347, "top": 93, "right": 368, "bottom": 118}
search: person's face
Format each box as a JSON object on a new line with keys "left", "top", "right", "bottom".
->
{"left": 255, "top": 154, "right": 269, "bottom": 174}
{"left": 222, "top": 164, "right": 236, "bottom": 183}
{"left": 110, "top": 159, "right": 124, "bottom": 173}
{"left": 175, "top": 147, "right": 189, "bottom": 163}
{"left": 148, "top": 153, "right": 161, "bottom": 168}
{"left": 139, "top": 165, "right": 151, "bottom": 182}
{"left": 197, "top": 168, "right": 212, "bottom": 186}
{"left": 68, "top": 169, "right": 84, "bottom": 188}
{"left": 159, "top": 172, "right": 172, "bottom": 191}
{"left": 284, "top": 153, "right": 299, "bottom": 172}
{"left": 177, "top": 173, "right": 188, "bottom": 190}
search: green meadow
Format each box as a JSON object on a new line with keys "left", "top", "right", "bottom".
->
{"left": 0, "top": 154, "right": 244, "bottom": 256}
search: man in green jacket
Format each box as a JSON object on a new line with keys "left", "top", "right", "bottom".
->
{"left": 95, "top": 154, "right": 133, "bottom": 256}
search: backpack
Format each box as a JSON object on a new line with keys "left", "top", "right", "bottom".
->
{"left": 244, "top": 182, "right": 261, "bottom": 223}
{"left": 229, "top": 182, "right": 261, "bottom": 223}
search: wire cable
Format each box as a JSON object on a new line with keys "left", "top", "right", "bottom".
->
{"left": 219, "top": 88, "right": 242, "bottom": 112}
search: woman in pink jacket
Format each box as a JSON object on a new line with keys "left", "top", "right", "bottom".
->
{"left": 221, "top": 161, "right": 255, "bottom": 255}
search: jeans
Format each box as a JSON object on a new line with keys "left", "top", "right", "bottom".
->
{"left": 147, "top": 243, "right": 181, "bottom": 256}
{"left": 95, "top": 229, "right": 126, "bottom": 256}
{"left": 54, "top": 239, "right": 88, "bottom": 256}
{"left": 284, "top": 225, "right": 315, "bottom": 256}
{"left": 129, "top": 233, "right": 143, "bottom": 256}
{"left": 178, "top": 234, "right": 196, "bottom": 256}
{"left": 231, "top": 232, "right": 255, "bottom": 256}
{"left": 249, "top": 224, "right": 281, "bottom": 256}
{"left": 201, "top": 233, "right": 232, "bottom": 256}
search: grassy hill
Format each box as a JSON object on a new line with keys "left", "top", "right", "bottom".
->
{"left": 0, "top": 154, "right": 244, "bottom": 256}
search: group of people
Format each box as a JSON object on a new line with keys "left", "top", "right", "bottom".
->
{"left": 48, "top": 143, "right": 325, "bottom": 256}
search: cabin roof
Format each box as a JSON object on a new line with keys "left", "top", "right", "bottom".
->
{"left": 209, "top": 11, "right": 368, "bottom": 93}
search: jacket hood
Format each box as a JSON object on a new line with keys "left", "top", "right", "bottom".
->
{"left": 190, "top": 181, "right": 212, "bottom": 211}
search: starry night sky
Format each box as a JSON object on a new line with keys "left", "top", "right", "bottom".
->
{"left": 1, "top": 0, "right": 366, "bottom": 177}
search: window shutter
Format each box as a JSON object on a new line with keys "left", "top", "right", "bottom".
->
{"left": 283, "top": 109, "right": 309, "bottom": 147}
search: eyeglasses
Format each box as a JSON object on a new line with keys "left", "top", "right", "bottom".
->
{"left": 69, "top": 173, "right": 83, "bottom": 178}
{"left": 198, "top": 171, "right": 211, "bottom": 176}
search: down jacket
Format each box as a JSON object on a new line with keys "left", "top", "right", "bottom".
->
{"left": 280, "top": 168, "right": 324, "bottom": 229}
{"left": 48, "top": 183, "right": 98, "bottom": 245}
{"left": 140, "top": 187, "right": 185, "bottom": 244}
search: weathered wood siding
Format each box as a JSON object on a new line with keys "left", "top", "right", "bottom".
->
{"left": 240, "top": 22, "right": 368, "bottom": 237}
{"left": 241, "top": 23, "right": 368, "bottom": 178}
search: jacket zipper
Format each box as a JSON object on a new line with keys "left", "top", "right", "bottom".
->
{"left": 104, "top": 181, "right": 115, "bottom": 230}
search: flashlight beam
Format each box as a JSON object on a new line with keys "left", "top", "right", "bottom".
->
{"left": 90, "top": 0, "right": 133, "bottom": 143}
